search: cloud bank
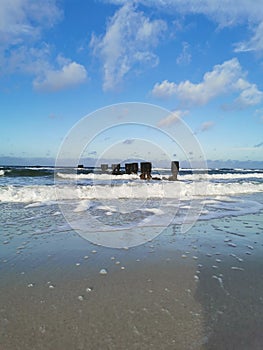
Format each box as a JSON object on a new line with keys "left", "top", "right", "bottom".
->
{"left": 152, "top": 58, "right": 263, "bottom": 108}
{"left": 157, "top": 110, "right": 188, "bottom": 127}
{"left": 2, "top": 0, "right": 263, "bottom": 93}
{"left": 106, "top": 0, "right": 263, "bottom": 53}
{"left": 33, "top": 60, "right": 87, "bottom": 92}
{"left": 0, "top": 0, "right": 87, "bottom": 92}
{"left": 90, "top": 2, "right": 167, "bottom": 90}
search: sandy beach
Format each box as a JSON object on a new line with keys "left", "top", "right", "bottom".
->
{"left": 0, "top": 209, "right": 262, "bottom": 350}
{"left": 2, "top": 0, "right": 263, "bottom": 348}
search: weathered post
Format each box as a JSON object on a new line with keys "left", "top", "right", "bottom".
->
{"left": 140, "top": 162, "right": 152, "bottom": 180}
{"left": 125, "top": 162, "right": 138, "bottom": 174}
{"left": 101, "top": 164, "right": 108, "bottom": 173}
{"left": 169, "top": 161, "right": 179, "bottom": 181}
{"left": 112, "top": 163, "right": 121, "bottom": 175}
{"left": 131, "top": 162, "right": 138, "bottom": 174}
{"left": 125, "top": 163, "right": 132, "bottom": 174}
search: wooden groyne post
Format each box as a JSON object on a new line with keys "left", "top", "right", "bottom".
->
{"left": 112, "top": 163, "right": 121, "bottom": 175}
{"left": 101, "top": 164, "right": 108, "bottom": 173}
{"left": 169, "top": 161, "right": 179, "bottom": 180}
{"left": 125, "top": 162, "right": 138, "bottom": 174}
{"left": 140, "top": 162, "right": 152, "bottom": 180}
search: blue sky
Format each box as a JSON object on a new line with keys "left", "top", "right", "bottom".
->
{"left": 1, "top": 0, "right": 263, "bottom": 167}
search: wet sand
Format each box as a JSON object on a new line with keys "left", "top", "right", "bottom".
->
{"left": 1, "top": 212, "right": 263, "bottom": 349}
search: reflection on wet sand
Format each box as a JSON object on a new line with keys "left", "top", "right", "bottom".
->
{"left": 0, "top": 211, "right": 262, "bottom": 349}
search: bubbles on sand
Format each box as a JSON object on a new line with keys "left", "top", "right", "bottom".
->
{"left": 231, "top": 266, "right": 244, "bottom": 271}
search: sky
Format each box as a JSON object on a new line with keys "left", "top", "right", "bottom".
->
{"left": 1, "top": 0, "right": 263, "bottom": 168}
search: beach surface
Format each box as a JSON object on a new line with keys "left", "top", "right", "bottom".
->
{"left": 1, "top": 210, "right": 263, "bottom": 350}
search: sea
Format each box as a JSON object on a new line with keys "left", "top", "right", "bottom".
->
{"left": 1, "top": 166, "right": 263, "bottom": 248}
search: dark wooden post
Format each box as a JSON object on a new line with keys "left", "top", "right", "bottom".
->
{"left": 125, "top": 163, "right": 132, "bottom": 174}
{"left": 131, "top": 162, "right": 138, "bottom": 174}
{"left": 169, "top": 161, "right": 179, "bottom": 180}
{"left": 125, "top": 162, "right": 138, "bottom": 174}
{"left": 101, "top": 164, "right": 108, "bottom": 173}
{"left": 112, "top": 163, "right": 121, "bottom": 175}
{"left": 140, "top": 162, "right": 152, "bottom": 180}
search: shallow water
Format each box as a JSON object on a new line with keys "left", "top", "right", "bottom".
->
{"left": 0, "top": 212, "right": 263, "bottom": 349}
{"left": 0, "top": 167, "right": 263, "bottom": 349}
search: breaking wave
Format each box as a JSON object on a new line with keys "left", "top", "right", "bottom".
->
{"left": 0, "top": 181, "right": 263, "bottom": 203}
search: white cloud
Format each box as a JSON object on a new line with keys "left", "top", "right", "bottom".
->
{"left": 152, "top": 58, "right": 263, "bottom": 108}
{"left": 90, "top": 2, "right": 167, "bottom": 91}
{"left": 234, "top": 84, "right": 263, "bottom": 107}
{"left": 0, "top": 0, "right": 61, "bottom": 45}
{"left": 106, "top": 0, "right": 263, "bottom": 52}
{"left": 0, "top": 0, "right": 88, "bottom": 92}
{"left": 33, "top": 61, "right": 87, "bottom": 92}
{"left": 176, "top": 42, "right": 191, "bottom": 65}
{"left": 107, "top": 0, "right": 263, "bottom": 27}
{"left": 0, "top": 0, "right": 61, "bottom": 82}
{"left": 200, "top": 121, "right": 215, "bottom": 132}
{"left": 157, "top": 110, "right": 188, "bottom": 127}
{"left": 234, "top": 22, "right": 263, "bottom": 53}
{"left": 152, "top": 80, "right": 177, "bottom": 98}
{"left": 2, "top": 44, "right": 51, "bottom": 76}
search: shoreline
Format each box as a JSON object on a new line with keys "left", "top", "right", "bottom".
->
{"left": 0, "top": 212, "right": 263, "bottom": 349}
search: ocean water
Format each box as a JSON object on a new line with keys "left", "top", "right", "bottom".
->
{"left": 1, "top": 165, "right": 263, "bottom": 350}
{"left": 1, "top": 166, "right": 263, "bottom": 248}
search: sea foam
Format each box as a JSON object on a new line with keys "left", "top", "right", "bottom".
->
{"left": 0, "top": 181, "right": 262, "bottom": 203}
